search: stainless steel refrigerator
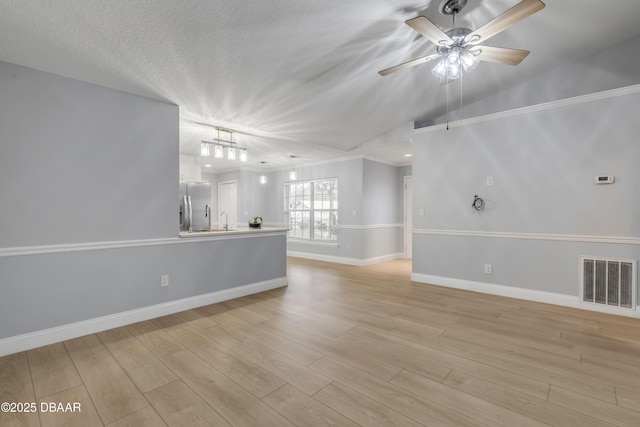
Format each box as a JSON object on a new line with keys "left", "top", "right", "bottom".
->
{"left": 179, "top": 181, "right": 212, "bottom": 232}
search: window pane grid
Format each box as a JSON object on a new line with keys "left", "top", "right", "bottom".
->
{"left": 286, "top": 178, "right": 337, "bottom": 241}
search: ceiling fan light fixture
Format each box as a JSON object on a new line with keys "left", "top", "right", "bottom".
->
{"left": 431, "top": 59, "right": 447, "bottom": 78}
{"left": 461, "top": 51, "right": 479, "bottom": 72}
{"left": 432, "top": 49, "right": 478, "bottom": 80}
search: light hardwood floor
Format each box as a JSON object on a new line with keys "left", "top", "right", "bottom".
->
{"left": 2, "top": 257, "right": 640, "bottom": 426}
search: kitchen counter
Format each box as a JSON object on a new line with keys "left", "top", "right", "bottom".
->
{"left": 179, "top": 227, "right": 288, "bottom": 239}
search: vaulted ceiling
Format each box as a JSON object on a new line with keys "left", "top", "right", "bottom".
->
{"left": 1, "top": 0, "right": 639, "bottom": 171}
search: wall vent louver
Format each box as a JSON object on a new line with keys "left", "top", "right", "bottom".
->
{"left": 580, "top": 257, "right": 637, "bottom": 310}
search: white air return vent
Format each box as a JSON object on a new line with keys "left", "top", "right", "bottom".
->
{"left": 580, "top": 256, "right": 637, "bottom": 310}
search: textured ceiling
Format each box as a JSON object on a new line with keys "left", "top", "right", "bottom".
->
{"left": 1, "top": 0, "right": 640, "bottom": 171}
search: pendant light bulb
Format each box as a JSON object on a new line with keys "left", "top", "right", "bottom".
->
{"left": 259, "top": 161, "right": 267, "bottom": 184}
{"left": 289, "top": 155, "right": 297, "bottom": 181}
{"left": 214, "top": 144, "right": 224, "bottom": 158}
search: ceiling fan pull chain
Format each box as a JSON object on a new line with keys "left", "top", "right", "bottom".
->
{"left": 446, "top": 71, "right": 450, "bottom": 130}
{"left": 460, "top": 70, "right": 463, "bottom": 124}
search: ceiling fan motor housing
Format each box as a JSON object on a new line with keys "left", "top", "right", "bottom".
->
{"left": 439, "top": 0, "right": 468, "bottom": 15}
{"left": 436, "top": 27, "right": 474, "bottom": 54}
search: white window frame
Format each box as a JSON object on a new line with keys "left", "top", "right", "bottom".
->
{"left": 284, "top": 178, "right": 338, "bottom": 242}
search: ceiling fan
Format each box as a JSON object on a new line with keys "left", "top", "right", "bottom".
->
{"left": 379, "top": 0, "right": 545, "bottom": 80}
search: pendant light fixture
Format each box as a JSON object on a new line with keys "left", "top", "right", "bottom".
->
{"left": 288, "top": 155, "right": 298, "bottom": 181}
{"left": 200, "top": 142, "right": 210, "bottom": 157}
{"left": 259, "top": 161, "right": 267, "bottom": 184}
{"left": 201, "top": 127, "right": 248, "bottom": 162}
{"left": 214, "top": 144, "right": 224, "bottom": 158}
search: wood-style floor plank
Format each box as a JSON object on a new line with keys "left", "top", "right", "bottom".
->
{"left": 64, "top": 335, "right": 148, "bottom": 424}
{"left": 97, "top": 328, "right": 177, "bottom": 393}
{"left": 27, "top": 342, "right": 82, "bottom": 399}
{"left": 0, "top": 352, "right": 40, "bottom": 427}
{"left": 313, "top": 382, "right": 425, "bottom": 427}
{"left": 548, "top": 385, "right": 640, "bottom": 426}
{"left": 1, "top": 257, "right": 639, "bottom": 426}
{"left": 105, "top": 406, "right": 167, "bottom": 427}
{"left": 201, "top": 325, "right": 332, "bottom": 396}
{"left": 262, "top": 384, "right": 359, "bottom": 427}
{"left": 145, "top": 380, "right": 230, "bottom": 427}
{"left": 37, "top": 384, "right": 102, "bottom": 427}
{"left": 309, "top": 356, "right": 483, "bottom": 427}
{"left": 442, "top": 370, "right": 615, "bottom": 427}
{"left": 160, "top": 349, "right": 294, "bottom": 427}
{"left": 390, "top": 369, "right": 548, "bottom": 427}
{"left": 616, "top": 387, "right": 640, "bottom": 414}
{"left": 200, "top": 310, "right": 324, "bottom": 366}
{"left": 165, "top": 325, "right": 285, "bottom": 399}
{"left": 257, "top": 315, "right": 403, "bottom": 382}
{"left": 124, "top": 320, "right": 184, "bottom": 358}
{"left": 437, "top": 333, "right": 619, "bottom": 403}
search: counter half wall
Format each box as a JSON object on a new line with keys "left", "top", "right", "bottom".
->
{"left": 0, "top": 230, "right": 287, "bottom": 356}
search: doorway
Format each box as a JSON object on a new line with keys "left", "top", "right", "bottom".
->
{"left": 217, "top": 181, "right": 238, "bottom": 229}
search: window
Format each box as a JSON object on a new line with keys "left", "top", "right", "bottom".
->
{"left": 285, "top": 178, "right": 338, "bottom": 241}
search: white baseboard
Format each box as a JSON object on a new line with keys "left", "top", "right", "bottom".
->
{"left": 0, "top": 277, "right": 288, "bottom": 357}
{"left": 411, "top": 273, "right": 640, "bottom": 318}
{"left": 288, "top": 251, "right": 403, "bottom": 266}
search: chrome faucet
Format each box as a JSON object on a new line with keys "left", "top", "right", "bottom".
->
{"left": 205, "top": 204, "right": 211, "bottom": 231}
{"left": 220, "top": 211, "right": 228, "bottom": 231}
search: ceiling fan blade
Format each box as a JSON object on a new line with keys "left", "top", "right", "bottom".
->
{"left": 475, "top": 46, "right": 530, "bottom": 65}
{"left": 379, "top": 53, "right": 440, "bottom": 76}
{"left": 465, "top": 0, "right": 545, "bottom": 45}
{"left": 405, "top": 16, "right": 453, "bottom": 46}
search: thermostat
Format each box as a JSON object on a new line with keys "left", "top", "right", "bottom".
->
{"left": 594, "top": 175, "right": 614, "bottom": 184}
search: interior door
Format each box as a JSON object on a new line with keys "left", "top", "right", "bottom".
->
{"left": 217, "top": 181, "right": 238, "bottom": 229}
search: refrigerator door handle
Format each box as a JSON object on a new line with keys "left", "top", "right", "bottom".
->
{"left": 183, "top": 195, "right": 191, "bottom": 231}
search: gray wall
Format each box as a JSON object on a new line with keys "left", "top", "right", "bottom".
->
{"left": 412, "top": 90, "right": 640, "bottom": 301}
{"left": 0, "top": 61, "right": 286, "bottom": 346}
{"left": 0, "top": 236, "right": 286, "bottom": 340}
{"left": 278, "top": 157, "right": 407, "bottom": 263}
{"left": 363, "top": 159, "right": 402, "bottom": 225}
{"left": 0, "top": 61, "right": 178, "bottom": 247}
{"left": 201, "top": 157, "right": 413, "bottom": 263}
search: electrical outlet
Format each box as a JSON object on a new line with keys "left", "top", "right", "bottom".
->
{"left": 484, "top": 264, "right": 492, "bottom": 274}
{"left": 486, "top": 176, "right": 494, "bottom": 186}
{"left": 160, "top": 275, "right": 169, "bottom": 287}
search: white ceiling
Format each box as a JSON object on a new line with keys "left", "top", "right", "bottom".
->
{"left": 1, "top": 0, "right": 640, "bottom": 171}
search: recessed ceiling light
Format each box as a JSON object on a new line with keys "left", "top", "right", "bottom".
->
{"left": 204, "top": 164, "right": 212, "bottom": 167}
{"left": 404, "top": 153, "right": 413, "bottom": 157}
